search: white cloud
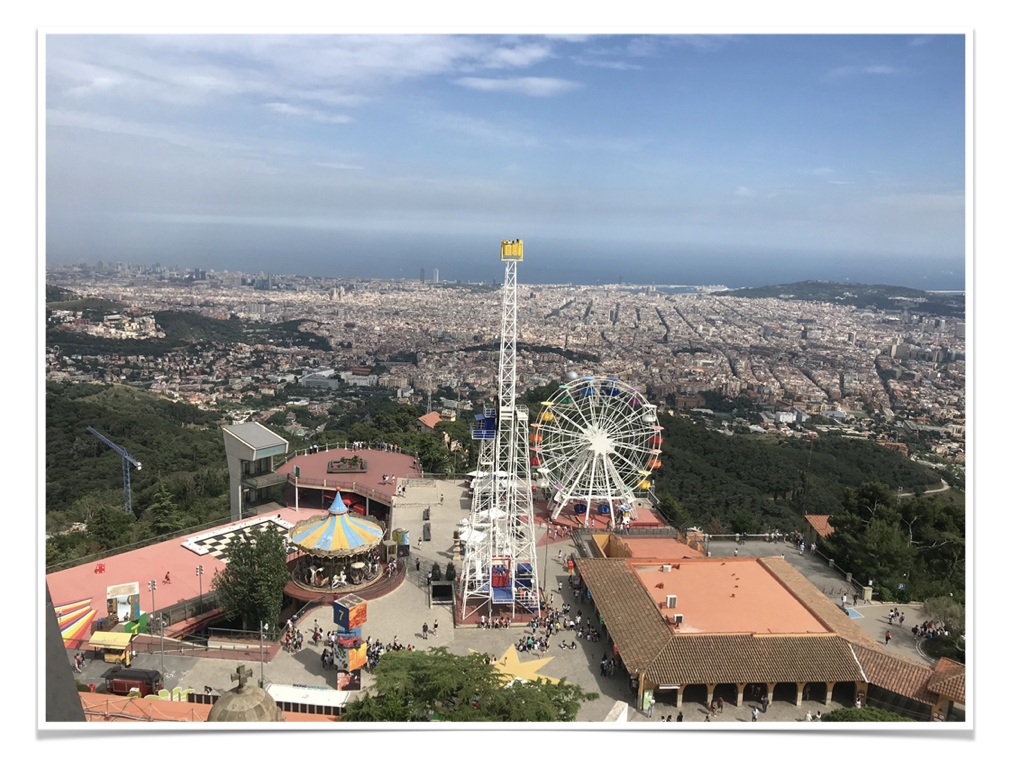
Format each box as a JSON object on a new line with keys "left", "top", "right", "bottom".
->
{"left": 47, "top": 108, "right": 254, "bottom": 155}
{"left": 811, "top": 167, "right": 835, "bottom": 176}
{"left": 262, "top": 102, "right": 353, "bottom": 124}
{"left": 453, "top": 76, "right": 581, "bottom": 97}
{"left": 909, "top": 36, "right": 930, "bottom": 47}
{"left": 571, "top": 57, "right": 642, "bottom": 71}
{"left": 827, "top": 180, "right": 855, "bottom": 185}
{"left": 430, "top": 111, "right": 541, "bottom": 147}
{"left": 735, "top": 186, "right": 755, "bottom": 197}
{"left": 316, "top": 162, "right": 364, "bottom": 171}
{"left": 482, "top": 43, "right": 554, "bottom": 69}
{"left": 826, "top": 64, "right": 898, "bottom": 79}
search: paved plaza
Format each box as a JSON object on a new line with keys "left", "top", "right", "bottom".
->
{"left": 64, "top": 479, "right": 932, "bottom": 722}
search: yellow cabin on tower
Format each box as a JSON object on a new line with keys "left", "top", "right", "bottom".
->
{"left": 500, "top": 239, "right": 523, "bottom": 261}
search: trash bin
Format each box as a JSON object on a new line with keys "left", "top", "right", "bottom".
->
{"left": 423, "top": 523, "right": 431, "bottom": 542}
{"left": 88, "top": 683, "right": 95, "bottom": 693}
{"left": 423, "top": 508, "right": 430, "bottom": 521}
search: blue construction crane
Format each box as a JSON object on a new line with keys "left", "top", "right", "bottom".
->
{"left": 86, "top": 427, "right": 142, "bottom": 516}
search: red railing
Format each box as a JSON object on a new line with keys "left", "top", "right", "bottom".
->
{"left": 285, "top": 473, "right": 392, "bottom": 504}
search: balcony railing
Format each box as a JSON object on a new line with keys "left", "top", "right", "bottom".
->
{"left": 242, "top": 470, "right": 289, "bottom": 489}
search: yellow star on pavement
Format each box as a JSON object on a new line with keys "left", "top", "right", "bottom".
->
{"left": 469, "top": 644, "right": 560, "bottom": 685}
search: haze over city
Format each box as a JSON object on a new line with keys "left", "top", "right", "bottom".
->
{"left": 46, "top": 34, "right": 966, "bottom": 289}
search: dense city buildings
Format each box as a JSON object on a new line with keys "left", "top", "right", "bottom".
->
{"left": 45, "top": 265, "right": 966, "bottom": 463}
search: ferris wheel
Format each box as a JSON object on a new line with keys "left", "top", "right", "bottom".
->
{"left": 531, "top": 376, "right": 663, "bottom": 525}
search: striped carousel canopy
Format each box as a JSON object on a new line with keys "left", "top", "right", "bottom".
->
{"left": 289, "top": 492, "right": 384, "bottom": 557}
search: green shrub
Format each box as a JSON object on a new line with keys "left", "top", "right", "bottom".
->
{"left": 822, "top": 706, "right": 915, "bottom": 722}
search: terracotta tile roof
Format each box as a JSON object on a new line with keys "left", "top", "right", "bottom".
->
{"left": 418, "top": 411, "right": 443, "bottom": 429}
{"left": 758, "top": 557, "right": 908, "bottom": 659}
{"left": 646, "top": 634, "right": 865, "bottom": 687}
{"left": 851, "top": 645, "right": 938, "bottom": 705}
{"left": 927, "top": 658, "right": 966, "bottom": 704}
{"left": 578, "top": 558, "right": 864, "bottom": 688}
{"left": 575, "top": 558, "right": 672, "bottom": 672}
{"left": 805, "top": 515, "right": 835, "bottom": 538}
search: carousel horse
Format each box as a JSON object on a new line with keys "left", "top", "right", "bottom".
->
{"left": 307, "top": 566, "right": 324, "bottom": 586}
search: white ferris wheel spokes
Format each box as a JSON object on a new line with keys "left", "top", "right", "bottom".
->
{"left": 533, "top": 376, "right": 662, "bottom": 525}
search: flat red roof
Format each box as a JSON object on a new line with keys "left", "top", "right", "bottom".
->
{"left": 282, "top": 447, "right": 421, "bottom": 504}
{"left": 632, "top": 558, "right": 829, "bottom": 635}
{"left": 600, "top": 535, "right": 702, "bottom": 559}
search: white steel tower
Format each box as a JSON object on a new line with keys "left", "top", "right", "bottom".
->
{"left": 460, "top": 240, "right": 539, "bottom": 621}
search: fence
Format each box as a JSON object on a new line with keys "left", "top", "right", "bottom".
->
{"left": 46, "top": 517, "right": 233, "bottom": 574}
{"left": 275, "top": 442, "right": 419, "bottom": 468}
{"left": 285, "top": 473, "right": 395, "bottom": 505}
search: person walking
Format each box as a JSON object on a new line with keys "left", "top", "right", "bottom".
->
{"left": 751, "top": 707, "right": 759, "bottom": 722}
{"left": 885, "top": 630, "right": 892, "bottom": 645}
{"left": 433, "top": 619, "right": 439, "bottom": 635}
{"left": 899, "top": 613, "right": 905, "bottom": 627}
{"left": 734, "top": 548, "right": 739, "bottom": 557}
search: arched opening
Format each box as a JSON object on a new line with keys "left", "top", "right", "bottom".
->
{"left": 743, "top": 683, "right": 768, "bottom": 703}
{"left": 803, "top": 682, "right": 827, "bottom": 705}
{"left": 831, "top": 681, "right": 858, "bottom": 706}
{"left": 772, "top": 682, "right": 798, "bottom": 705}
{"left": 712, "top": 683, "right": 738, "bottom": 706}
{"left": 681, "top": 684, "right": 708, "bottom": 703}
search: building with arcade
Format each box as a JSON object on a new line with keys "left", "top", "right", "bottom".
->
{"left": 576, "top": 555, "right": 965, "bottom": 721}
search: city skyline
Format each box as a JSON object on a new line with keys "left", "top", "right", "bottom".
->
{"left": 46, "top": 34, "right": 966, "bottom": 290}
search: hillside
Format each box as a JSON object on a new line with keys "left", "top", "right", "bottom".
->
{"left": 723, "top": 280, "right": 965, "bottom": 318}
{"left": 652, "top": 411, "right": 943, "bottom": 533}
{"left": 45, "top": 382, "right": 231, "bottom": 566}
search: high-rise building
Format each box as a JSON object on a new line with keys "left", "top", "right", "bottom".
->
{"left": 433, "top": 268, "right": 440, "bottom": 283}
{"left": 420, "top": 268, "right": 425, "bottom": 283}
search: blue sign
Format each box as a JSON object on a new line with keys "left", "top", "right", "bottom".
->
{"left": 898, "top": 583, "right": 905, "bottom": 590}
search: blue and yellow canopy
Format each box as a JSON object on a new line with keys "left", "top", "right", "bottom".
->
{"left": 290, "top": 492, "right": 384, "bottom": 557}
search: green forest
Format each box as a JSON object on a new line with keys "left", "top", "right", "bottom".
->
{"left": 651, "top": 411, "right": 943, "bottom": 535}
{"left": 723, "top": 280, "right": 965, "bottom": 318}
{"left": 45, "top": 382, "right": 231, "bottom": 567}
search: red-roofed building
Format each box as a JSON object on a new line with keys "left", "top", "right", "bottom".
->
{"left": 417, "top": 411, "right": 443, "bottom": 433}
{"left": 804, "top": 515, "right": 835, "bottom": 543}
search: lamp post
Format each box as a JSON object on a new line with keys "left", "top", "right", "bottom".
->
{"left": 196, "top": 564, "right": 204, "bottom": 613}
{"left": 148, "top": 580, "right": 164, "bottom": 684}
{"left": 260, "top": 621, "right": 268, "bottom": 688}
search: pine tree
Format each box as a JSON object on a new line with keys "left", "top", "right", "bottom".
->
{"left": 209, "top": 525, "right": 288, "bottom": 631}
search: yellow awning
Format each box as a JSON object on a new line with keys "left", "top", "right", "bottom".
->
{"left": 89, "top": 631, "right": 134, "bottom": 650}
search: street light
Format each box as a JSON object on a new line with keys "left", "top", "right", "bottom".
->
{"left": 259, "top": 621, "right": 269, "bottom": 688}
{"left": 148, "top": 580, "right": 164, "bottom": 684}
{"left": 196, "top": 565, "right": 205, "bottom": 613}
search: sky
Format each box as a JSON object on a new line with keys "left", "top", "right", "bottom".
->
{"left": 45, "top": 33, "right": 967, "bottom": 288}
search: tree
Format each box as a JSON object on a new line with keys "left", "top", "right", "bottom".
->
{"left": 444, "top": 561, "right": 456, "bottom": 581}
{"left": 342, "top": 647, "right": 597, "bottom": 722}
{"left": 921, "top": 596, "right": 965, "bottom": 638}
{"left": 147, "top": 480, "right": 188, "bottom": 535}
{"left": 209, "top": 525, "right": 288, "bottom": 631}
{"left": 88, "top": 504, "right": 135, "bottom": 548}
{"left": 430, "top": 562, "right": 442, "bottom": 581}
{"left": 821, "top": 706, "right": 914, "bottom": 723}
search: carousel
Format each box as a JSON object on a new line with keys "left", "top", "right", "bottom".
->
{"left": 289, "top": 491, "right": 386, "bottom": 591}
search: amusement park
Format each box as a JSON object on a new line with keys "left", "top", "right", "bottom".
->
{"left": 46, "top": 241, "right": 964, "bottom": 725}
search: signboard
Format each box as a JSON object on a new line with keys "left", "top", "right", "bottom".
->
{"left": 898, "top": 583, "right": 905, "bottom": 590}
{"left": 333, "top": 595, "right": 368, "bottom": 631}
{"left": 105, "top": 582, "right": 141, "bottom": 622}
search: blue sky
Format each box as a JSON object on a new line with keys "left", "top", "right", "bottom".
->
{"left": 45, "top": 33, "right": 966, "bottom": 287}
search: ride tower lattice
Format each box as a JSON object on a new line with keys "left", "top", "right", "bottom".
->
{"left": 460, "top": 240, "right": 539, "bottom": 621}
